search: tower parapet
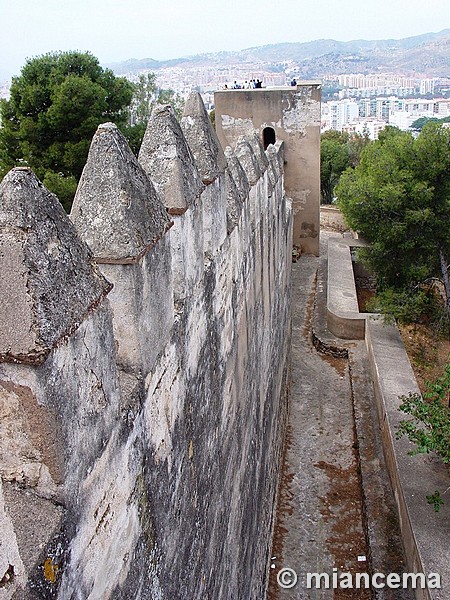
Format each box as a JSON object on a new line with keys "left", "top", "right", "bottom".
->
{"left": 214, "top": 83, "right": 321, "bottom": 255}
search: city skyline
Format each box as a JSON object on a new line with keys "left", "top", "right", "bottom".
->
{"left": 1, "top": 0, "right": 450, "bottom": 79}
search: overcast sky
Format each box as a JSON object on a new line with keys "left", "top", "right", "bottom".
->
{"left": 1, "top": 0, "right": 450, "bottom": 78}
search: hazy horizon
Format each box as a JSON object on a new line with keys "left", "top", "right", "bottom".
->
{"left": 2, "top": 0, "right": 450, "bottom": 79}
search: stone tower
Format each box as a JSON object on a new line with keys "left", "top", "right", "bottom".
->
{"left": 214, "top": 82, "right": 321, "bottom": 255}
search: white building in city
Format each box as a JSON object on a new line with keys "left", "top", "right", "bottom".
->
{"left": 389, "top": 98, "right": 450, "bottom": 129}
{"left": 323, "top": 99, "right": 359, "bottom": 131}
{"left": 419, "top": 78, "right": 436, "bottom": 95}
{"left": 433, "top": 99, "right": 450, "bottom": 116}
{"left": 342, "top": 118, "right": 387, "bottom": 140}
{"left": 388, "top": 111, "right": 423, "bottom": 130}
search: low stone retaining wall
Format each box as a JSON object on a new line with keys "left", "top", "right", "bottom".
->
{"left": 327, "top": 236, "right": 450, "bottom": 599}
{"left": 320, "top": 205, "right": 348, "bottom": 231}
{"left": 366, "top": 317, "right": 450, "bottom": 600}
{"left": 327, "top": 237, "right": 367, "bottom": 339}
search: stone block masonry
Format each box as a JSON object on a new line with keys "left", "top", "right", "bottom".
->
{"left": 0, "top": 92, "right": 292, "bottom": 599}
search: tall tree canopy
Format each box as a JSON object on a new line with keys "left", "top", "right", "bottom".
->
{"left": 411, "top": 115, "right": 450, "bottom": 132}
{"left": 320, "top": 130, "right": 370, "bottom": 204}
{"left": 337, "top": 124, "right": 450, "bottom": 320}
{"left": 0, "top": 51, "right": 133, "bottom": 209}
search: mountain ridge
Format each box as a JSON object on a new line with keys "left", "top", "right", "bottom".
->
{"left": 105, "top": 29, "right": 450, "bottom": 78}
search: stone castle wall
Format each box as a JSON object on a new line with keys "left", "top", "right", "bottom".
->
{"left": 0, "top": 92, "right": 292, "bottom": 599}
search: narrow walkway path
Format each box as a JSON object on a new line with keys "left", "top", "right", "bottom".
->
{"left": 267, "top": 236, "right": 412, "bottom": 600}
{"left": 268, "top": 254, "right": 369, "bottom": 600}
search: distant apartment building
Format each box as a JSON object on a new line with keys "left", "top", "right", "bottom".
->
{"left": 388, "top": 111, "right": 420, "bottom": 130}
{"left": 342, "top": 117, "right": 387, "bottom": 140}
{"left": 153, "top": 64, "right": 287, "bottom": 95}
{"left": 322, "top": 97, "right": 392, "bottom": 139}
{"left": 389, "top": 97, "right": 450, "bottom": 128}
{"left": 322, "top": 91, "right": 450, "bottom": 139}
{"left": 435, "top": 99, "right": 450, "bottom": 115}
{"left": 323, "top": 99, "right": 359, "bottom": 131}
{"left": 339, "top": 86, "right": 416, "bottom": 99}
{"left": 337, "top": 73, "right": 440, "bottom": 99}
{"left": 263, "top": 73, "right": 287, "bottom": 86}
{"left": 356, "top": 97, "right": 400, "bottom": 119}
{"left": 419, "top": 78, "right": 436, "bottom": 95}
{"left": 337, "top": 73, "right": 417, "bottom": 99}
{"left": 338, "top": 73, "right": 416, "bottom": 89}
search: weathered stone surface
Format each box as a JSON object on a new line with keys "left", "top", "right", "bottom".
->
{"left": 1, "top": 302, "right": 127, "bottom": 599}
{"left": 233, "top": 136, "right": 261, "bottom": 185}
{"left": 0, "top": 480, "right": 26, "bottom": 597}
{"left": 201, "top": 178, "right": 227, "bottom": 257}
{"left": 0, "top": 380, "right": 64, "bottom": 500}
{"left": 265, "top": 149, "right": 276, "bottom": 186}
{"left": 181, "top": 91, "right": 227, "bottom": 185}
{"left": 138, "top": 105, "right": 204, "bottom": 215}
{"left": 71, "top": 122, "right": 172, "bottom": 264}
{"left": 58, "top": 430, "right": 141, "bottom": 600}
{"left": 0, "top": 126, "right": 292, "bottom": 600}
{"left": 2, "top": 481, "right": 64, "bottom": 584}
{"left": 366, "top": 316, "right": 450, "bottom": 600}
{"left": 225, "top": 170, "right": 241, "bottom": 234}
{"left": 274, "top": 140, "right": 285, "bottom": 171}
{"left": 224, "top": 146, "right": 250, "bottom": 202}
{"left": 327, "top": 237, "right": 367, "bottom": 339}
{"left": 214, "top": 86, "right": 321, "bottom": 254}
{"left": 99, "top": 233, "right": 174, "bottom": 376}
{"left": 247, "top": 131, "right": 269, "bottom": 174}
{"left": 118, "top": 371, "right": 142, "bottom": 427}
{"left": 168, "top": 199, "right": 205, "bottom": 301}
{"left": 138, "top": 181, "right": 292, "bottom": 596}
{"left": 0, "top": 168, "right": 111, "bottom": 364}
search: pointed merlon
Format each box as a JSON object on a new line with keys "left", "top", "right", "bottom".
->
{"left": 266, "top": 144, "right": 281, "bottom": 188}
{"left": 71, "top": 122, "right": 172, "bottom": 264}
{"left": 233, "top": 137, "right": 262, "bottom": 186}
{"left": 274, "top": 141, "right": 285, "bottom": 172}
{"left": 181, "top": 92, "right": 227, "bottom": 185}
{"left": 138, "top": 105, "right": 204, "bottom": 215}
{"left": 266, "top": 144, "right": 282, "bottom": 181}
{"left": 224, "top": 146, "right": 250, "bottom": 202}
{"left": 248, "top": 131, "right": 269, "bottom": 174}
{"left": 0, "top": 168, "right": 111, "bottom": 364}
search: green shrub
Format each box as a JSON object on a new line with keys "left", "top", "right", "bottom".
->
{"left": 397, "top": 361, "right": 450, "bottom": 509}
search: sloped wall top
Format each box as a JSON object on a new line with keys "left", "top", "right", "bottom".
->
{"left": 71, "top": 123, "right": 172, "bottom": 263}
{"left": 0, "top": 168, "right": 111, "bottom": 364}
{"left": 181, "top": 91, "right": 227, "bottom": 185}
{"left": 139, "top": 105, "right": 204, "bottom": 215}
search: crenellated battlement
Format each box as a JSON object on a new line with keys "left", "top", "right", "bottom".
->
{"left": 0, "top": 92, "right": 292, "bottom": 599}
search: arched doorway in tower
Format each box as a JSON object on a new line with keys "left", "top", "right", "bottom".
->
{"left": 262, "top": 127, "right": 276, "bottom": 150}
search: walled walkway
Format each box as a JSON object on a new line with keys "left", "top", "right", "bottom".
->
{"left": 267, "top": 232, "right": 413, "bottom": 600}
